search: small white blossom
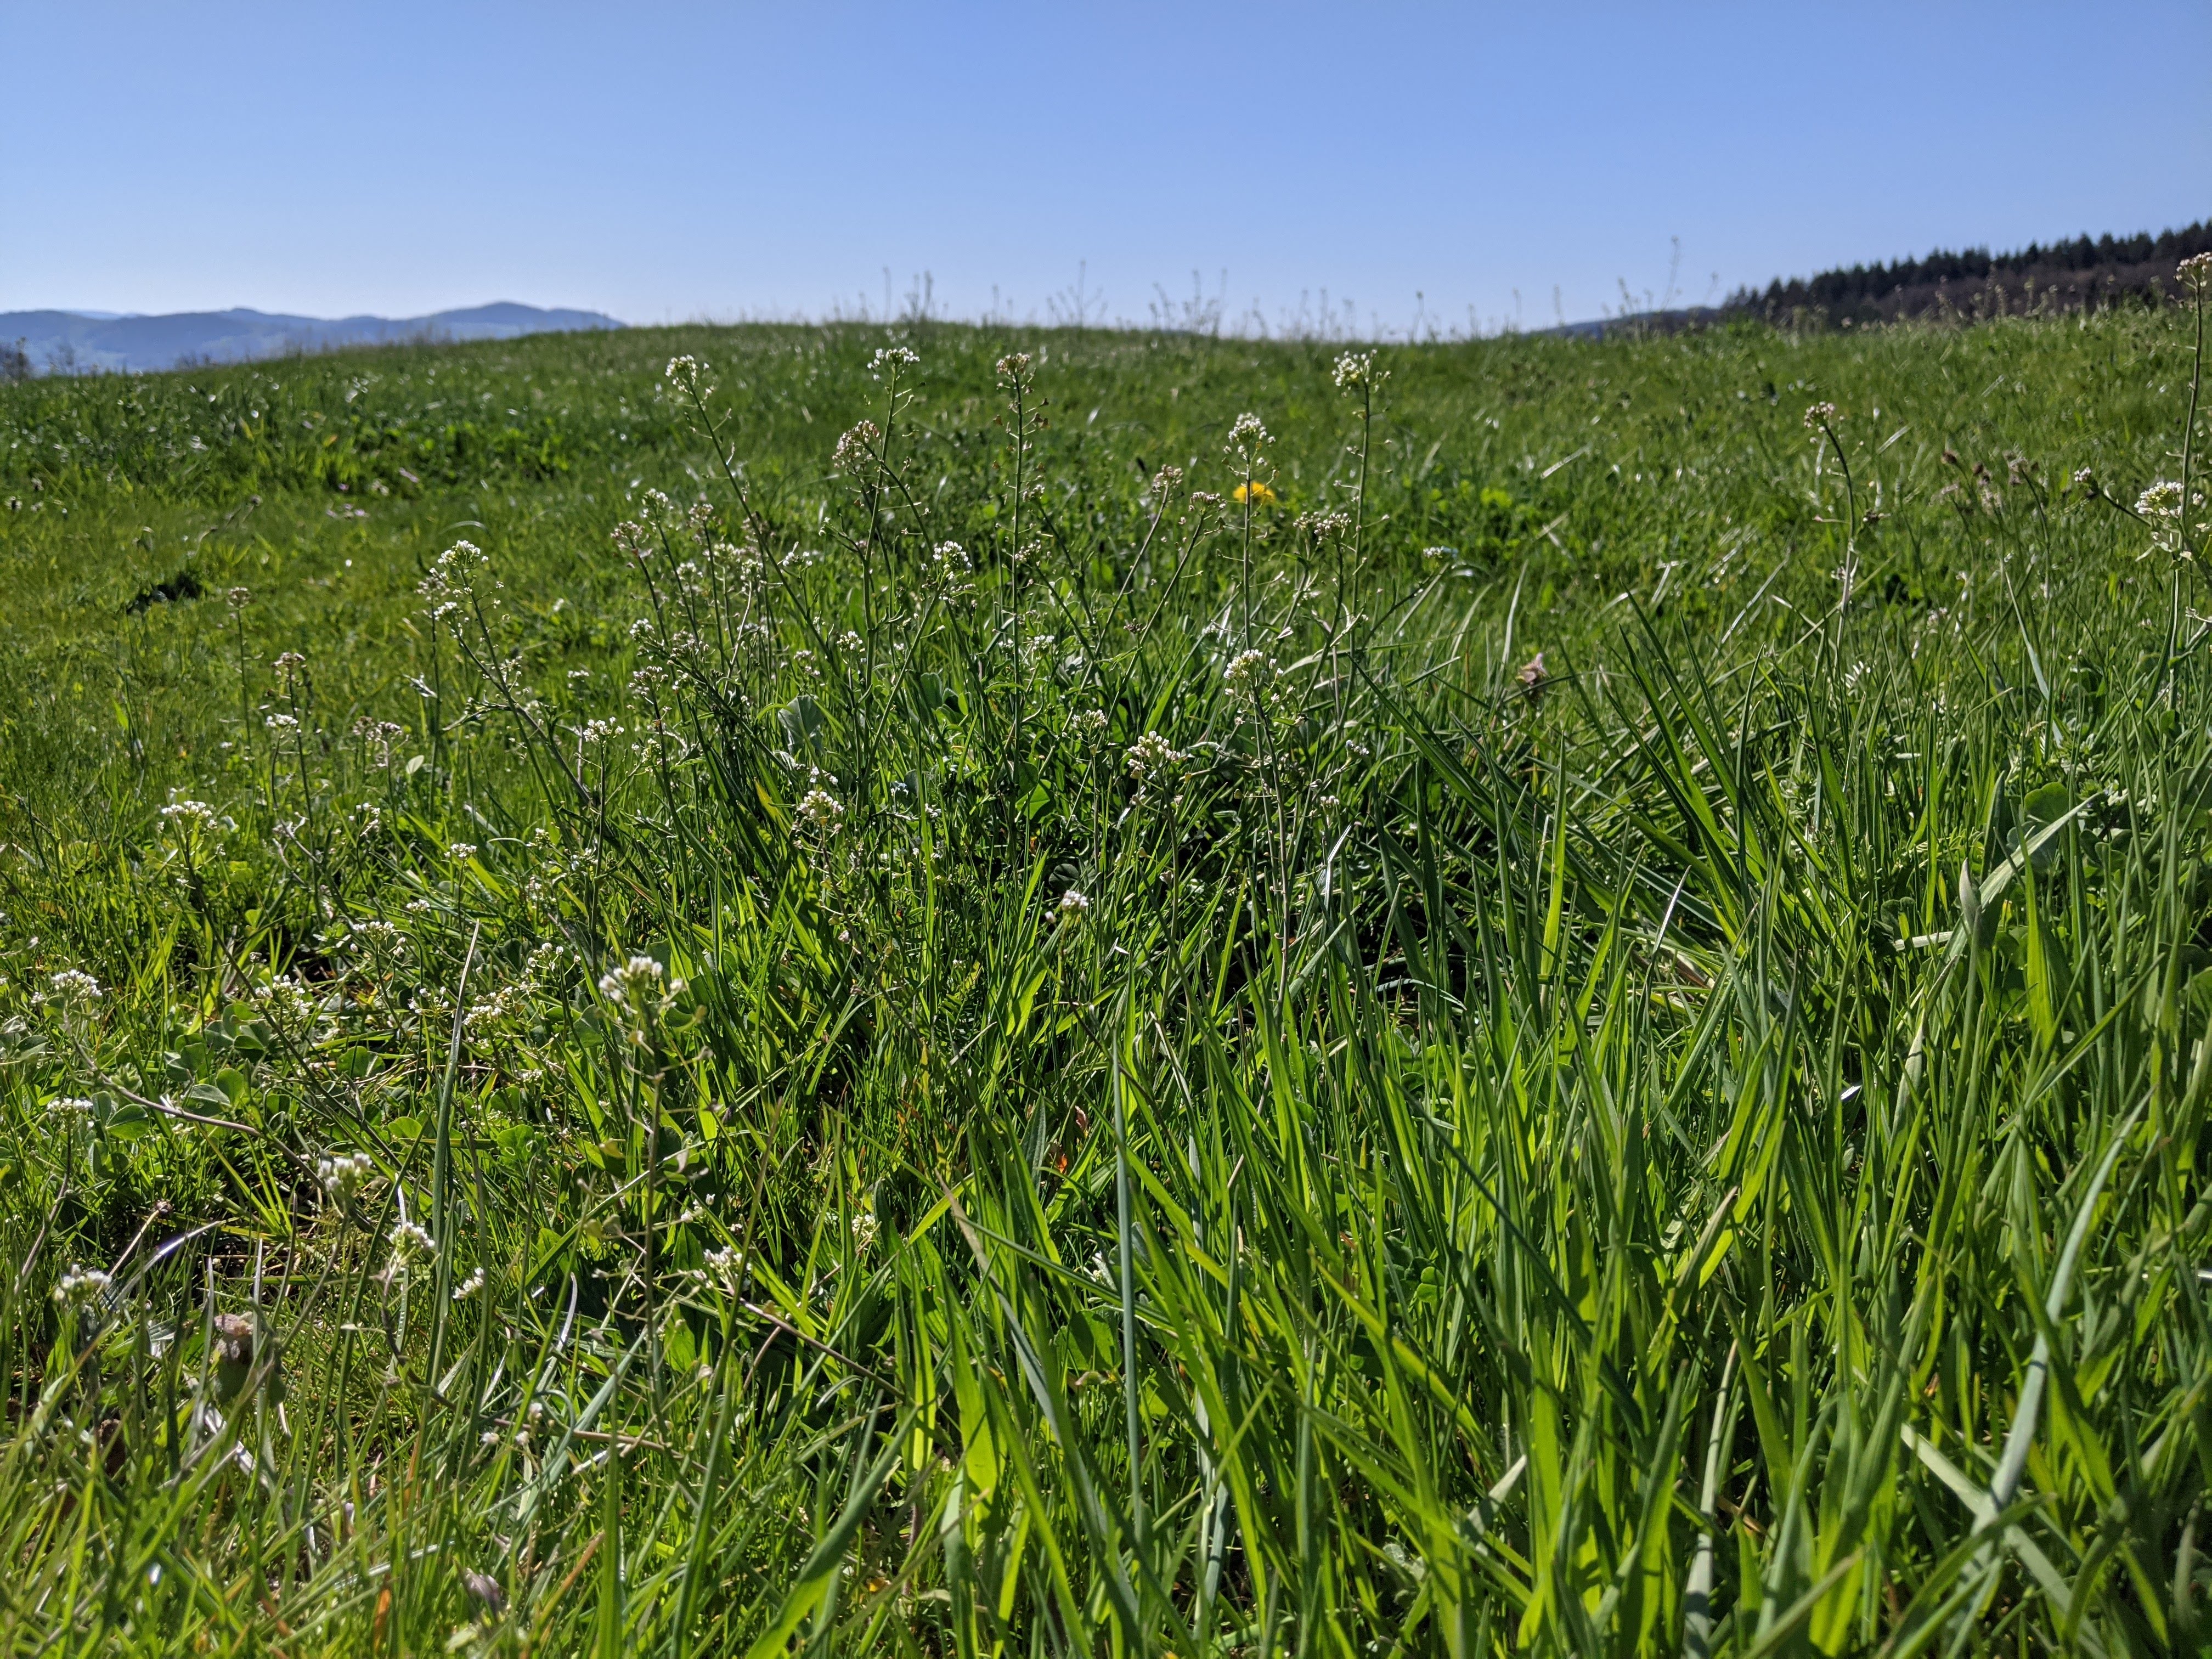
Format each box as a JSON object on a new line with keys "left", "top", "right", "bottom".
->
{"left": 1126, "top": 730, "right": 1184, "bottom": 785}
{"left": 387, "top": 1220, "right": 437, "bottom": 1273}
{"left": 53, "top": 1265, "right": 112, "bottom": 1310}
{"left": 2138, "top": 479, "right": 2184, "bottom": 520}
{"left": 1223, "top": 649, "right": 1276, "bottom": 701}
{"left": 796, "top": 788, "right": 844, "bottom": 834}
{"left": 159, "top": 799, "right": 223, "bottom": 836}
{"left": 832, "top": 420, "right": 882, "bottom": 474}
{"left": 598, "top": 953, "right": 666, "bottom": 1004}
{"left": 319, "top": 1150, "right": 375, "bottom": 1205}
{"left": 49, "top": 968, "right": 101, "bottom": 1005}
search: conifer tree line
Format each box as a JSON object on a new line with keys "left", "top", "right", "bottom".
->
{"left": 1725, "top": 218, "right": 2211, "bottom": 325}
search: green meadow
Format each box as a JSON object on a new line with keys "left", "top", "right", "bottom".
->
{"left": 1, "top": 290, "right": 2209, "bottom": 1655}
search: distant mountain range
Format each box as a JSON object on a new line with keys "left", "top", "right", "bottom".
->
{"left": 0, "top": 302, "right": 624, "bottom": 375}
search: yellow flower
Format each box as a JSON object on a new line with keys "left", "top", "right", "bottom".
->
{"left": 1232, "top": 480, "right": 1277, "bottom": 506}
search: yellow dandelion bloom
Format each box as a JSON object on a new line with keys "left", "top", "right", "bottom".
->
{"left": 1232, "top": 480, "right": 1277, "bottom": 506}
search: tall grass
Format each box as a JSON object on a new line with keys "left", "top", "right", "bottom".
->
{"left": 2, "top": 276, "right": 2211, "bottom": 1655}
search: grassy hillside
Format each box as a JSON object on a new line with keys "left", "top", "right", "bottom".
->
{"left": 2, "top": 292, "right": 2209, "bottom": 1655}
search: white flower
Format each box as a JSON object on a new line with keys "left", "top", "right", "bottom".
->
{"left": 1228, "top": 412, "right": 1268, "bottom": 452}
{"left": 832, "top": 420, "right": 882, "bottom": 473}
{"left": 1126, "top": 730, "right": 1184, "bottom": 785}
{"left": 703, "top": 1245, "right": 742, "bottom": 1290}
{"left": 159, "top": 799, "right": 222, "bottom": 836}
{"left": 452, "top": 1266, "right": 486, "bottom": 1301}
{"left": 598, "top": 953, "right": 665, "bottom": 1004}
{"left": 868, "top": 346, "right": 920, "bottom": 375}
{"left": 849, "top": 1211, "right": 878, "bottom": 1254}
{"left": 1802, "top": 401, "right": 1838, "bottom": 430}
{"left": 796, "top": 788, "right": 844, "bottom": 834}
{"left": 2138, "top": 479, "right": 2184, "bottom": 520}
{"left": 319, "top": 1150, "right": 374, "bottom": 1205}
{"left": 1332, "top": 352, "right": 1376, "bottom": 390}
{"left": 348, "top": 920, "right": 403, "bottom": 955}
{"left": 53, "top": 1265, "right": 112, "bottom": 1310}
{"left": 1223, "top": 649, "right": 1276, "bottom": 701}
{"left": 664, "top": 354, "right": 711, "bottom": 393}
{"left": 448, "top": 843, "right": 478, "bottom": 862}
{"left": 264, "top": 712, "right": 300, "bottom": 732}
{"left": 1056, "top": 888, "right": 1091, "bottom": 922}
{"left": 387, "top": 1220, "right": 437, "bottom": 1273}
{"left": 418, "top": 539, "right": 490, "bottom": 606}
{"left": 48, "top": 968, "right": 101, "bottom": 1005}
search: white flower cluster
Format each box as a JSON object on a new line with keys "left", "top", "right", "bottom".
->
{"left": 48, "top": 968, "right": 101, "bottom": 1005}
{"left": 419, "top": 539, "right": 493, "bottom": 610}
{"left": 2134, "top": 477, "right": 2208, "bottom": 562}
{"left": 159, "top": 799, "right": 224, "bottom": 837}
{"left": 251, "top": 972, "right": 324, "bottom": 1036}
{"left": 347, "top": 919, "right": 404, "bottom": 958}
{"left": 1055, "top": 888, "right": 1090, "bottom": 922}
{"left": 1126, "top": 730, "right": 1185, "bottom": 787}
{"left": 1332, "top": 352, "right": 1377, "bottom": 390}
{"left": 1223, "top": 649, "right": 1277, "bottom": 702}
{"left": 832, "top": 420, "right": 882, "bottom": 475}
{"left": 1228, "top": 412, "right": 1269, "bottom": 453}
{"left": 702, "top": 1244, "right": 743, "bottom": 1291}
{"left": 598, "top": 953, "right": 664, "bottom": 1002}
{"left": 387, "top": 1219, "right": 437, "bottom": 1274}
{"left": 319, "top": 1150, "right": 374, "bottom": 1205}
{"left": 664, "top": 354, "right": 713, "bottom": 397}
{"left": 2137, "top": 479, "right": 2184, "bottom": 520}
{"left": 796, "top": 788, "right": 845, "bottom": 834}
{"left": 928, "top": 540, "right": 974, "bottom": 599}
{"left": 1802, "top": 401, "right": 1838, "bottom": 431}
{"left": 868, "top": 346, "right": 920, "bottom": 376}
{"left": 353, "top": 718, "right": 408, "bottom": 768}
{"left": 52, "top": 1265, "right": 112, "bottom": 1310}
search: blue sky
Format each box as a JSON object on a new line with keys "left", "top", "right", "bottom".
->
{"left": 6, "top": 1, "right": 2206, "bottom": 331}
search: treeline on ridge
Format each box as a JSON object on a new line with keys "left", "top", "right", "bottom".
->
{"left": 1723, "top": 218, "right": 2212, "bottom": 326}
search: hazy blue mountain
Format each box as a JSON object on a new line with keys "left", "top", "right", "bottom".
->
{"left": 0, "top": 302, "right": 623, "bottom": 375}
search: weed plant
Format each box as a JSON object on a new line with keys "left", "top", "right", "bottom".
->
{"left": 2, "top": 265, "right": 2211, "bottom": 1655}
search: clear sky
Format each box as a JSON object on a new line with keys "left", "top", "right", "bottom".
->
{"left": 5, "top": 1, "right": 2207, "bottom": 332}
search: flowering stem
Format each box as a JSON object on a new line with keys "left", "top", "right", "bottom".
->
{"left": 2182, "top": 276, "right": 2204, "bottom": 566}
